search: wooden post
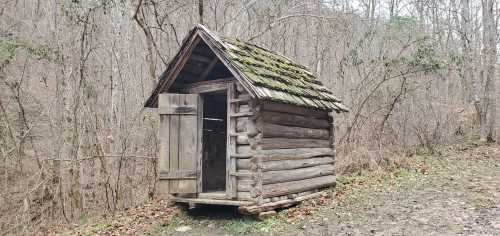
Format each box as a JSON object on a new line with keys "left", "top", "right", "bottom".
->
{"left": 227, "top": 82, "right": 237, "bottom": 198}
{"left": 196, "top": 96, "right": 204, "bottom": 193}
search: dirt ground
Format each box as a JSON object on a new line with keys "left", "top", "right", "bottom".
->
{"left": 57, "top": 143, "right": 500, "bottom": 236}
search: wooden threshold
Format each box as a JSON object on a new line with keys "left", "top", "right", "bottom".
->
{"left": 198, "top": 191, "right": 226, "bottom": 200}
{"left": 170, "top": 196, "right": 254, "bottom": 206}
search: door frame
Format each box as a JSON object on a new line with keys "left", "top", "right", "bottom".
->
{"left": 179, "top": 78, "right": 235, "bottom": 198}
{"left": 197, "top": 89, "right": 228, "bottom": 194}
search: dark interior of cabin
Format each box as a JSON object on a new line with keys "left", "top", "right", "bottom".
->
{"left": 201, "top": 92, "right": 227, "bottom": 192}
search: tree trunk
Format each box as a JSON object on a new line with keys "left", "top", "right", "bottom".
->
{"left": 460, "top": 0, "right": 474, "bottom": 102}
{"left": 198, "top": 0, "right": 204, "bottom": 25}
{"left": 480, "top": 0, "right": 497, "bottom": 142}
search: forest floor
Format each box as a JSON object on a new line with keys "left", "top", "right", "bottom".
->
{"left": 55, "top": 142, "right": 500, "bottom": 236}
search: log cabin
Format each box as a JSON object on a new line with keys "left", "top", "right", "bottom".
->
{"left": 144, "top": 25, "right": 348, "bottom": 214}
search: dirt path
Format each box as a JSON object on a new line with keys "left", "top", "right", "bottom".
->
{"left": 294, "top": 144, "right": 500, "bottom": 236}
{"left": 58, "top": 143, "right": 500, "bottom": 235}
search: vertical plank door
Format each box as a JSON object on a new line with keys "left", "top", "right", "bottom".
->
{"left": 158, "top": 94, "right": 199, "bottom": 194}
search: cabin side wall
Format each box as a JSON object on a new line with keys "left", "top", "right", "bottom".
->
{"left": 252, "top": 102, "right": 336, "bottom": 203}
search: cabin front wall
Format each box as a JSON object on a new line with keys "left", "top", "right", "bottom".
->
{"left": 157, "top": 79, "right": 259, "bottom": 203}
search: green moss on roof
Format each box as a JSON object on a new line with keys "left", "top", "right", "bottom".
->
{"left": 219, "top": 36, "right": 346, "bottom": 111}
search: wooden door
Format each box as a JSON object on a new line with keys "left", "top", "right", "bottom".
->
{"left": 158, "top": 93, "right": 201, "bottom": 194}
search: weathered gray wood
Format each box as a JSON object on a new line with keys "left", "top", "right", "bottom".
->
{"left": 230, "top": 94, "right": 252, "bottom": 104}
{"left": 236, "top": 174, "right": 253, "bottom": 180}
{"left": 158, "top": 94, "right": 171, "bottom": 196}
{"left": 230, "top": 153, "right": 252, "bottom": 159}
{"left": 239, "top": 199, "right": 294, "bottom": 214}
{"left": 159, "top": 170, "right": 197, "bottom": 180}
{"left": 177, "top": 94, "right": 198, "bottom": 193}
{"left": 261, "top": 101, "right": 329, "bottom": 118}
{"left": 197, "top": 191, "right": 226, "bottom": 200}
{"left": 236, "top": 117, "right": 248, "bottom": 132}
{"left": 237, "top": 191, "right": 253, "bottom": 200}
{"left": 238, "top": 190, "right": 329, "bottom": 214}
{"left": 256, "top": 148, "right": 334, "bottom": 162}
{"left": 229, "top": 131, "right": 245, "bottom": 136}
{"left": 236, "top": 158, "right": 257, "bottom": 170}
{"left": 158, "top": 94, "right": 200, "bottom": 194}
{"left": 260, "top": 138, "right": 330, "bottom": 150}
{"left": 245, "top": 116, "right": 260, "bottom": 138}
{"left": 230, "top": 111, "right": 253, "bottom": 117}
{"left": 262, "top": 175, "right": 336, "bottom": 198}
{"left": 179, "top": 78, "right": 233, "bottom": 93}
{"left": 261, "top": 111, "right": 330, "bottom": 129}
{"left": 171, "top": 197, "right": 253, "bottom": 206}
{"left": 230, "top": 170, "right": 252, "bottom": 178}
{"left": 237, "top": 180, "right": 254, "bottom": 191}
{"left": 159, "top": 105, "right": 197, "bottom": 115}
{"left": 227, "top": 82, "right": 237, "bottom": 198}
{"left": 169, "top": 95, "right": 180, "bottom": 192}
{"left": 239, "top": 104, "right": 250, "bottom": 112}
{"left": 196, "top": 96, "right": 203, "bottom": 192}
{"left": 236, "top": 145, "right": 251, "bottom": 154}
{"left": 263, "top": 123, "right": 329, "bottom": 140}
{"left": 236, "top": 134, "right": 249, "bottom": 145}
{"left": 261, "top": 156, "right": 334, "bottom": 171}
{"left": 262, "top": 164, "right": 334, "bottom": 184}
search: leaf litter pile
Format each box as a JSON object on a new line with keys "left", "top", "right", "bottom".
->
{"left": 56, "top": 200, "right": 178, "bottom": 235}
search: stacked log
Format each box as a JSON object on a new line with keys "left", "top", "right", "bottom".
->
{"left": 254, "top": 102, "right": 336, "bottom": 200}
{"left": 231, "top": 93, "right": 337, "bottom": 207}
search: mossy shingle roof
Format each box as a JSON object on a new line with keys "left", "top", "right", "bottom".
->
{"left": 218, "top": 36, "right": 347, "bottom": 111}
{"left": 145, "top": 25, "right": 348, "bottom": 112}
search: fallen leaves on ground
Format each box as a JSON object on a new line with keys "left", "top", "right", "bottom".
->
{"left": 55, "top": 199, "right": 177, "bottom": 236}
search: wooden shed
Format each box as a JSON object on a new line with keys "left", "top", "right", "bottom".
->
{"left": 144, "top": 25, "right": 348, "bottom": 214}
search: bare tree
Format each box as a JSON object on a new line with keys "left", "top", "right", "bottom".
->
{"left": 479, "top": 0, "right": 497, "bottom": 142}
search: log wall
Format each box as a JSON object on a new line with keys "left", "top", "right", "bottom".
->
{"left": 228, "top": 84, "right": 337, "bottom": 205}
{"left": 252, "top": 101, "right": 336, "bottom": 202}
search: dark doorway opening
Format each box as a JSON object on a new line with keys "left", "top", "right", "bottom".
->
{"left": 201, "top": 92, "right": 227, "bottom": 193}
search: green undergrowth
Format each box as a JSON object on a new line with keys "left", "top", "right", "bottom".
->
{"left": 221, "top": 217, "right": 284, "bottom": 234}
{"left": 0, "top": 40, "right": 54, "bottom": 61}
{"left": 146, "top": 213, "right": 187, "bottom": 235}
{"left": 145, "top": 208, "right": 289, "bottom": 235}
{"left": 60, "top": 221, "right": 113, "bottom": 236}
